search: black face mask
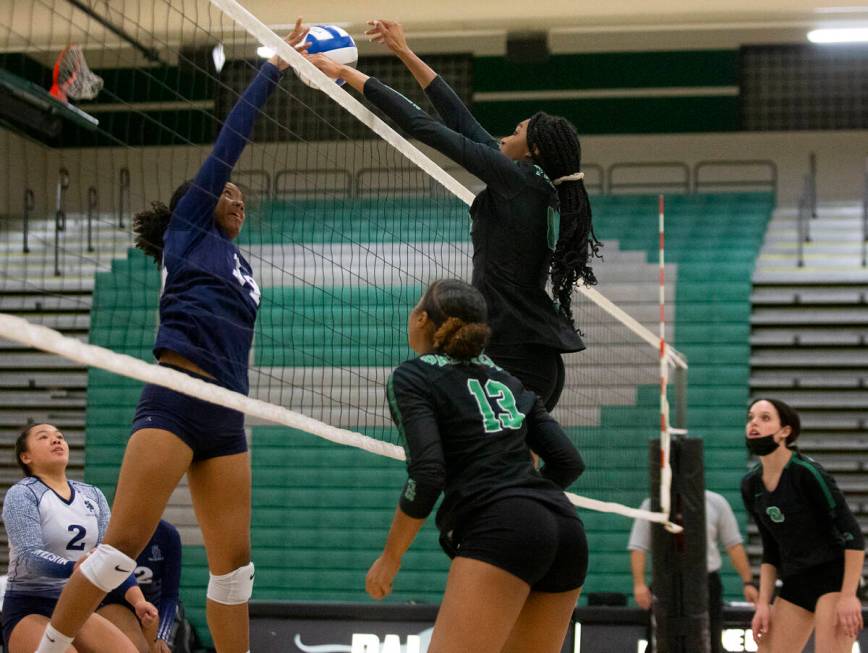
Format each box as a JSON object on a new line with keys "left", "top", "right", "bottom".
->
{"left": 745, "top": 432, "right": 782, "bottom": 456}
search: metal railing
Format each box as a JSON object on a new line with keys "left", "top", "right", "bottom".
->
{"left": 862, "top": 157, "right": 868, "bottom": 267}
{"left": 607, "top": 162, "right": 691, "bottom": 195}
{"left": 693, "top": 159, "right": 778, "bottom": 198}
{"left": 796, "top": 174, "right": 812, "bottom": 268}
{"left": 54, "top": 168, "right": 70, "bottom": 276}
{"left": 809, "top": 152, "right": 818, "bottom": 219}
{"left": 87, "top": 187, "right": 98, "bottom": 253}
{"left": 117, "top": 167, "right": 130, "bottom": 229}
{"left": 22, "top": 189, "right": 34, "bottom": 254}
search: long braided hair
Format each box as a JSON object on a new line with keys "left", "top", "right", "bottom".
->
{"left": 132, "top": 180, "right": 192, "bottom": 267}
{"left": 526, "top": 112, "right": 602, "bottom": 326}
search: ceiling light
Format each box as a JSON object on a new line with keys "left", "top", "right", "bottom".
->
{"left": 807, "top": 27, "right": 868, "bottom": 43}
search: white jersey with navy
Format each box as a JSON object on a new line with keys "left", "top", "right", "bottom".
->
{"left": 152, "top": 62, "right": 281, "bottom": 395}
{"left": 3, "top": 478, "right": 111, "bottom": 598}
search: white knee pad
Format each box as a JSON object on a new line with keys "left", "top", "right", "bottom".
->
{"left": 79, "top": 543, "right": 136, "bottom": 593}
{"left": 207, "top": 562, "right": 255, "bottom": 605}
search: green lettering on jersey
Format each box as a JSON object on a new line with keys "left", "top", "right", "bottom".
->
{"left": 404, "top": 478, "right": 417, "bottom": 502}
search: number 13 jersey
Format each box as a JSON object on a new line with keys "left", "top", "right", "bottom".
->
{"left": 386, "top": 354, "right": 585, "bottom": 537}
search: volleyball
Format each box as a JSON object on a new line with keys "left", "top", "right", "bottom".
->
{"left": 305, "top": 25, "right": 358, "bottom": 85}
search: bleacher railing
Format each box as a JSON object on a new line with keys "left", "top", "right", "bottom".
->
{"left": 862, "top": 156, "right": 867, "bottom": 267}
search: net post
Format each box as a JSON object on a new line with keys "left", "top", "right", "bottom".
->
{"left": 650, "top": 436, "right": 709, "bottom": 653}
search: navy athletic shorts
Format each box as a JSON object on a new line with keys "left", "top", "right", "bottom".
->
{"left": 131, "top": 363, "right": 247, "bottom": 461}
{"left": 779, "top": 558, "right": 845, "bottom": 613}
{"left": 450, "top": 496, "right": 587, "bottom": 592}
{"left": 2, "top": 593, "right": 58, "bottom": 648}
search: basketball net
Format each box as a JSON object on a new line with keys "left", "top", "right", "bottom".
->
{"left": 50, "top": 44, "right": 104, "bottom": 103}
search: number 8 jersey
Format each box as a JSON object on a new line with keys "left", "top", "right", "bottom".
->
{"left": 2, "top": 477, "right": 111, "bottom": 598}
{"left": 385, "top": 354, "right": 585, "bottom": 540}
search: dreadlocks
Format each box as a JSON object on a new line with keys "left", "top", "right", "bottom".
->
{"left": 526, "top": 112, "right": 602, "bottom": 326}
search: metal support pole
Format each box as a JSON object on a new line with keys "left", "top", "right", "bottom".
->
{"left": 118, "top": 167, "right": 130, "bottom": 229}
{"left": 54, "top": 168, "right": 70, "bottom": 276}
{"left": 87, "top": 186, "right": 98, "bottom": 252}
{"left": 22, "top": 189, "right": 34, "bottom": 254}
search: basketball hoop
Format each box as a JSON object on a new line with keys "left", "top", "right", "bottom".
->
{"left": 49, "top": 44, "right": 103, "bottom": 103}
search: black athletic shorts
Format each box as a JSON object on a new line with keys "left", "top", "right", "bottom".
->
{"left": 131, "top": 363, "right": 248, "bottom": 462}
{"left": 486, "top": 344, "right": 565, "bottom": 412}
{"left": 779, "top": 558, "right": 845, "bottom": 613}
{"left": 449, "top": 496, "right": 587, "bottom": 592}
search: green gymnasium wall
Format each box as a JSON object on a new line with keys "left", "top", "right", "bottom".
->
{"left": 473, "top": 50, "right": 740, "bottom": 135}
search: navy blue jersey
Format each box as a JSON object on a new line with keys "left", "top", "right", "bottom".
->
{"left": 741, "top": 451, "right": 865, "bottom": 578}
{"left": 386, "top": 354, "right": 584, "bottom": 536}
{"left": 363, "top": 76, "right": 584, "bottom": 354}
{"left": 153, "top": 62, "right": 281, "bottom": 394}
{"left": 135, "top": 520, "right": 181, "bottom": 642}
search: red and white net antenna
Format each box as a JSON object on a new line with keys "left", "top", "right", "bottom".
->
{"left": 50, "top": 44, "right": 103, "bottom": 103}
{"left": 658, "top": 195, "right": 675, "bottom": 531}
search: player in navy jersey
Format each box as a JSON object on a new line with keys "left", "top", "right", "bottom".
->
{"left": 99, "top": 520, "right": 181, "bottom": 653}
{"left": 307, "top": 22, "right": 600, "bottom": 412}
{"left": 2, "top": 423, "right": 157, "bottom": 653}
{"left": 742, "top": 399, "right": 865, "bottom": 652}
{"left": 36, "top": 21, "right": 311, "bottom": 653}
{"left": 367, "top": 279, "right": 587, "bottom": 653}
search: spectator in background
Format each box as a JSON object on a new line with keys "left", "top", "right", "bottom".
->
{"left": 628, "top": 491, "right": 759, "bottom": 653}
{"left": 99, "top": 520, "right": 182, "bottom": 653}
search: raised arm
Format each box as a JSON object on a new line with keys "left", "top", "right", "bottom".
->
{"left": 172, "top": 21, "right": 309, "bottom": 232}
{"left": 366, "top": 20, "right": 497, "bottom": 147}
{"left": 305, "top": 56, "right": 525, "bottom": 196}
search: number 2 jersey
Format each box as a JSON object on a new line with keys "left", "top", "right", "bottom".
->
{"left": 2, "top": 477, "right": 134, "bottom": 598}
{"left": 386, "top": 353, "right": 585, "bottom": 538}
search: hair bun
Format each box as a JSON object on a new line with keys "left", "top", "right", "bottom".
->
{"left": 433, "top": 317, "right": 491, "bottom": 360}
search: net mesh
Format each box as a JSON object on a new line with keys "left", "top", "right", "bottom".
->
{"left": 1, "top": 0, "right": 685, "bottom": 592}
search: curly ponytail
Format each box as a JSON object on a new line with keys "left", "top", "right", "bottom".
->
{"left": 420, "top": 279, "right": 491, "bottom": 360}
{"left": 132, "top": 180, "right": 192, "bottom": 267}
{"left": 526, "top": 112, "right": 602, "bottom": 326}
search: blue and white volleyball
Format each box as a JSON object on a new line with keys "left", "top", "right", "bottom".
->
{"left": 305, "top": 25, "right": 358, "bottom": 86}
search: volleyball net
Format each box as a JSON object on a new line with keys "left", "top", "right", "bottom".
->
{"left": 0, "top": 0, "right": 686, "bottom": 529}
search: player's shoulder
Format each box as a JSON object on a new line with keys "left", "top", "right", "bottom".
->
{"left": 4, "top": 476, "right": 42, "bottom": 502}
{"left": 788, "top": 451, "right": 832, "bottom": 482}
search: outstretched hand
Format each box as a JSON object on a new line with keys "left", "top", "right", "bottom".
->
{"left": 268, "top": 17, "right": 310, "bottom": 72}
{"left": 305, "top": 54, "right": 346, "bottom": 81}
{"left": 366, "top": 20, "right": 410, "bottom": 55}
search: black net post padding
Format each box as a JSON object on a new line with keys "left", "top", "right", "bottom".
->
{"left": 650, "top": 437, "right": 709, "bottom": 653}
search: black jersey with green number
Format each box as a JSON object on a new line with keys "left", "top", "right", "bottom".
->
{"left": 386, "top": 353, "right": 584, "bottom": 536}
{"left": 364, "top": 76, "right": 585, "bottom": 353}
{"left": 740, "top": 451, "right": 865, "bottom": 578}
